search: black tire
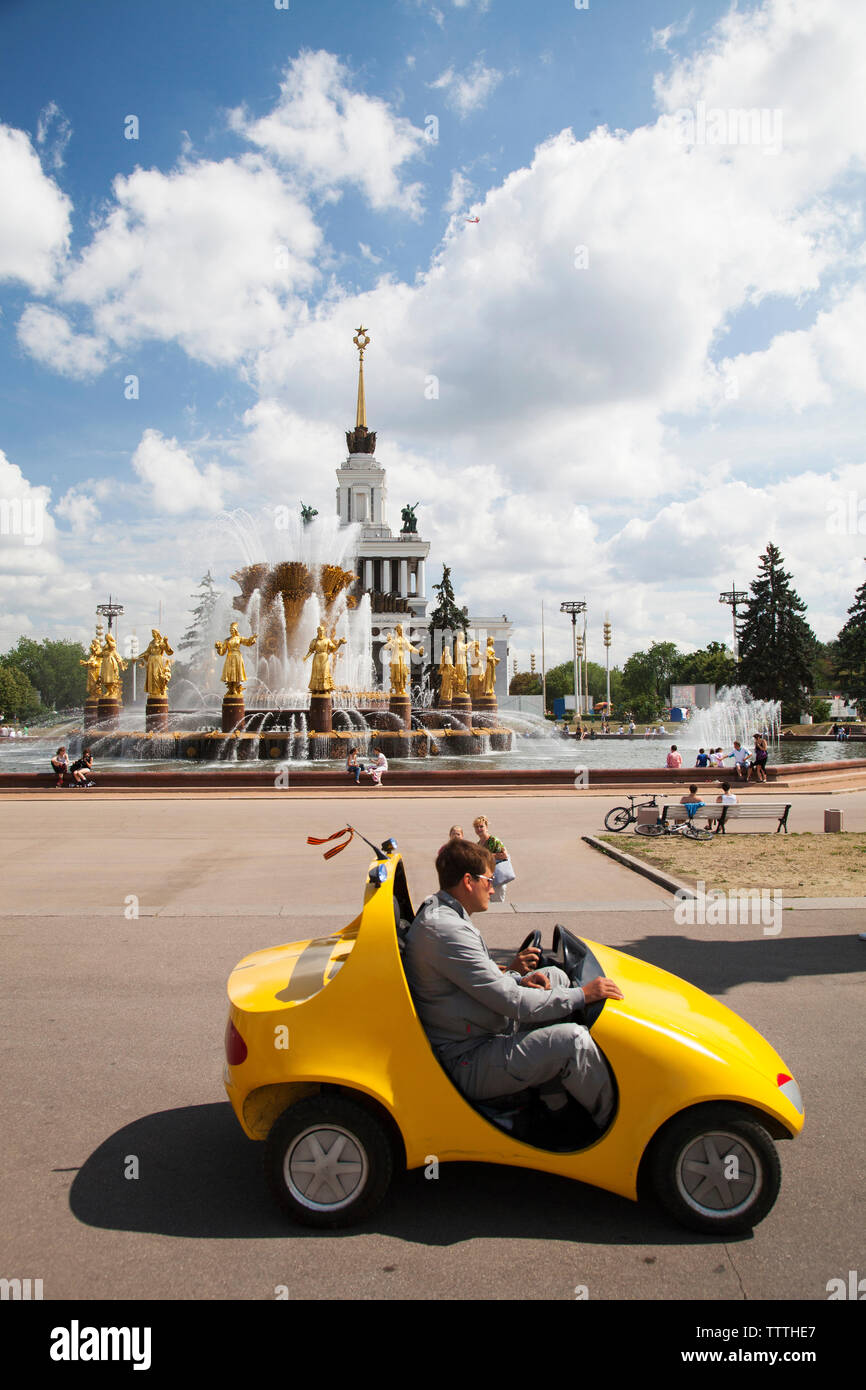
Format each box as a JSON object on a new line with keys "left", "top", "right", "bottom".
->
{"left": 683, "top": 824, "right": 714, "bottom": 841}
{"left": 265, "top": 1094, "right": 394, "bottom": 1228}
{"left": 635, "top": 821, "right": 663, "bottom": 836}
{"left": 604, "top": 806, "right": 632, "bottom": 832}
{"left": 648, "top": 1106, "right": 781, "bottom": 1235}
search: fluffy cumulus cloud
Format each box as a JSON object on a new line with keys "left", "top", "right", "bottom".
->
{"left": 131, "top": 429, "right": 230, "bottom": 514}
{"left": 230, "top": 50, "right": 426, "bottom": 217}
{"left": 0, "top": 125, "right": 71, "bottom": 292}
{"left": 7, "top": 1, "right": 866, "bottom": 661}
{"left": 429, "top": 59, "right": 503, "bottom": 117}
{"left": 57, "top": 155, "right": 321, "bottom": 367}
{"left": 17, "top": 305, "right": 108, "bottom": 379}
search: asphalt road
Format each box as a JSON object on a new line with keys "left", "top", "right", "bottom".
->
{"left": 1, "top": 791, "right": 864, "bottom": 1303}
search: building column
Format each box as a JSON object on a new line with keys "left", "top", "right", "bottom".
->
{"left": 381, "top": 558, "right": 391, "bottom": 593}
{"left": 399, "top": 558, "right": 408, "bottom": 597}
{"left": 364, "top": 559, "right": 374, "bottom": 591}
{"left": 417, "top": 558, "right": 426, "bottom": 598}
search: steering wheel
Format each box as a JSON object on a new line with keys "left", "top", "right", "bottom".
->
{"left": 518, "top": 930, "right": 542, "bottom": 954}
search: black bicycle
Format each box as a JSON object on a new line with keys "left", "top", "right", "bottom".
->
{"left": 635, "top": 810, "right": 715, "bottom": 842}
{"left": 603, "top": 793, "right": 659, "bottom": 832}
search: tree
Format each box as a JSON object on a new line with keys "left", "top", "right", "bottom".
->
{"left": 0, "top": 662, "right": 41, "bottom": 721}
{"left": 176, "top": 571, "right": 222, "bottom": 682}
{"left": 509, "top": 672, "right": 541, "bottom": 696}
{"left": 425, "top": 565, "right": 469, "bottom": 695}
{"left": 621, "top": 641, "right": 680, "bottom": 714}
{"left": 673, "top": 641, "right": 737, "bottom": 690}
{"left": 738, "top": 543, "right": 817, "bottom": 721}
{"left": 835, "top": 563, "right": 866, "bottom": 712}
{"left": 2, "top": 637, "right": 87, "bottom": 709}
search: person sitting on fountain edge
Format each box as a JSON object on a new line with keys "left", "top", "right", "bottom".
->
{"left": 403, "top": 838, "right": 623, "bottom": 1130}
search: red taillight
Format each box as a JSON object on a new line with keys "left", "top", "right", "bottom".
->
{"left": 225, "top": 1017, "right": 247, "bottom": 1066}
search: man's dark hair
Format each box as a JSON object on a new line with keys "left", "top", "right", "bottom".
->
{"left": 435, "top": 838, "right": 494, "bottom": 890}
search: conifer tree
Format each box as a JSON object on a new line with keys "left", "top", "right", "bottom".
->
{"left": 425, "top": 565, "right": 469, "bottom": 694}
{"left": 835, "top": 562, "right": 866, "bottom": 713}
{"left": 737, "top": 543, "right": 816, "bottom": 720}
{"left": 177, "top": 571, "right": 222, "bottom": 681}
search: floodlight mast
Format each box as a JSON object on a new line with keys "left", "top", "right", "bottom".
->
{"left": 560, "top": 600, "right": 586, "bottom": 723}
{"left": 719, "top": 585, "right": 748, "bottom": 665}
{"left": 96, "top": 595, "right": 124, "bottom": 650}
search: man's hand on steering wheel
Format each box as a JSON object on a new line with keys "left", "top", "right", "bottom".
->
{"left": 508, "top": 946, "right": 540, "bottom": 974}
{"left": 582, "top": 976, "right": 624, "bottom": 1003}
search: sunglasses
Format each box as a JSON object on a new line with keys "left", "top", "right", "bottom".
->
{"left": 471, "top": 873, "right": 495, "bottom": 886}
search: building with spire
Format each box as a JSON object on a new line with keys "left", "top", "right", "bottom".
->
{"left": 336, "top": 327, "right": 512, "bottom": 694}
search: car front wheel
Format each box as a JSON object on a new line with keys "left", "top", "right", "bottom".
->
{"left": 265, "top": 1094, "right": 394, "bottom": 1228}
{"left": 648, "top": 1106, "right": 781, "bottom": 1235}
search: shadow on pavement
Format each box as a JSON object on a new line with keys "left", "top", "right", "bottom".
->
{"left": 620, "top": 933, "right": 865, "bottom": 994}
{"left": 69, "top": 1102, "right": 735, "bottom": 1248}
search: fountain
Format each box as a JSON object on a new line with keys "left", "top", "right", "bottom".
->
{"left": 686, "top": 686, "right": 781, "bottom": 750}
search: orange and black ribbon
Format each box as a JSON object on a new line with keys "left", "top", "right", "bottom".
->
{"left": 307, "top": 826, "right": 355, "bottom": 860}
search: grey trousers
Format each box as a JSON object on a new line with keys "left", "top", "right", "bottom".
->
{"left": 443, "top": 967, "right": 615, "bottom": 1127}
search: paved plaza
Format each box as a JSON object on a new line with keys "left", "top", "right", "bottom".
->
{"left": 1, "top": 786, "right": 864, "bottom": 1301}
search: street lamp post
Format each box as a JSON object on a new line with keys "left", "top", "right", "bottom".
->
{"left": 719, "top": 584, "right": 748, "bottom": 666}
{"left": 560, "top": 600, "right": 586, "bottom": 725}
{"left": 603, "top": 614, "right": 612, "bottom": 710}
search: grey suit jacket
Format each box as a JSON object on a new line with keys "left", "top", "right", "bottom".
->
{"left": 404, "top": 891, "right": 586, "bottom": 1060}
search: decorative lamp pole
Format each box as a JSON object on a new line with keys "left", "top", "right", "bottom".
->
{"left": 96, "top": 596, "right": 124, "bottom": 636}
{"left": 560, "top": 600, "right": 586, "bottom": 725}
{"left": 719, "top": 584, "right": 748, "bottom": 665}
{"left": 576, "top": 632, "right": 584, "bottom": 717}
{"left": 603, "top": 614, "right": 612, "bottom": 710}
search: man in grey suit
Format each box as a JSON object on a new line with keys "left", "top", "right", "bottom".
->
{"left": 404, "top": 838, "right": 623, "bottom": 1129}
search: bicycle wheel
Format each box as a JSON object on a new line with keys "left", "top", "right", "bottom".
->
{"left": 604, "top": 806, "right": 632, "bottom": 832}
{"left": 683, "top": 824, "right": 714, "bottom": 842}
{"left": 635, "top": 822, "right": 664, "bottom": 837}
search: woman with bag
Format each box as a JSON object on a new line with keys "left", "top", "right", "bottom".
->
{"left": 472, "top": 814, "right": 514, "bottom": 903}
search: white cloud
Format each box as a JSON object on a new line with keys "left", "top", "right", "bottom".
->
{"left": 0, "top": 125, "right": 71, "bottom": 292}
{"left": 651, "top": 11, "right": 694, "bottom": 53}
{"left": 0, "top": 449, "right": 59, "bottom": 578}
{"left": 358, "top": 242, "right": 383, "bottom": 264}
{"left": 56, "top": 155, "right": 321, "bottom": 366}
{"left": 36, "top": 101, "right": 72, "bottom": 171}
{"left": 230, "top": 50, "right": 426, "bottom": 217}
{"left": 130, "top": 429, "right": 229, "bottom": 514}
{"left": 429, "top": 59, "right": 502, "bottom": 117}
{"left": 17, "top": 305, "right": 108, "bottom": 379}
{"left": 55, "top": 488, "right": 100, "bottom": 534}
{"left": 443, "top": 169, "right": 474, "bottom": 215}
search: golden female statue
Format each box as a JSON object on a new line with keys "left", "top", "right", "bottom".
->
{"left": 98, "top": 633, "right": 128, "bottom": 700}
{"left": 468, "top": 639, "right": 484, "bottom": 701}
{"left": 80, "top": 638, "right": 103, "bottom": 699}
{"left": 384, "top": 623, "right": 424, "bottom": 696}
{"left": 138, "top": 629, "right": 174, "bottom": 698}
{"left": 439, "top": 647, "right": 455, "bottom": 703}
{"left": 453, "top": 633, "right": 468, "bottom": 695}
{"left": 483, "top": 636, "right": 500, "bottom": 696}
{"left": 215, "top": 622, "right": 257, "bottom": 697}
{"left": 305, "top": 624, "right": 345, "bottom": 694}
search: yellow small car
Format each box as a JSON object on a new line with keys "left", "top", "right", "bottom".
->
{"left": 224, "top": 842, "right": 804, "bottom": 1234}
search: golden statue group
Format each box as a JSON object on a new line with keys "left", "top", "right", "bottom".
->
{"left": 439, "top": 633, "right": 498, "bottom": 703}
{"left": 80, "top": 629, "right": 175, "bottom": 702}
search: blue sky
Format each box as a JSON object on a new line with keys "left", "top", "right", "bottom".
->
{"left": 1, "top": 0, "right": 864, "bottom": 669}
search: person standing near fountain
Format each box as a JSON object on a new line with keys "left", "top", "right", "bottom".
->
{"left": 751, "top": 734, "right": 769, "bottom": 782}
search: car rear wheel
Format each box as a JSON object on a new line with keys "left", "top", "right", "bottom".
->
{"left": 649, "top": 1107, "right": 781, "bottom": 1234}
{"left": 265, "top": 1094, "right": 394, "bottom": 1228}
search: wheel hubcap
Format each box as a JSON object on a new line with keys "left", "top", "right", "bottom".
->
{"left": 676, "top": 1130, "right": 761, "bottom": 1216}
{"left": 285, "top": 1125, "right": 367, "bottom": 1211}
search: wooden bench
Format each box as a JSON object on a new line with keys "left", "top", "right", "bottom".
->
{"left": 661, "top": 802, "right": 791, "bottom": 834}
